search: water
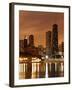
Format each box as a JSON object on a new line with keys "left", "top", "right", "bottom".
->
{"left": 19, "top": 58, "right": 64, "bottom": 79}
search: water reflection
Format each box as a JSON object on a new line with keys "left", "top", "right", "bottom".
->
{"left": 19, "top": 58, "right": 64, "bottom": 79}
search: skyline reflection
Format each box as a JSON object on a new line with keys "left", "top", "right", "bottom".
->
{"left": 19, "top": 57, "right": 64, "bottom": 79}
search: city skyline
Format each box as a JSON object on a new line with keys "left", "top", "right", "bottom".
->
{"left": 19, "top": 11, "right": 64, "bottom": 47}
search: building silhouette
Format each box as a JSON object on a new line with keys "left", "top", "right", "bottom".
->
{"left": 29, "top": 35, "right": 34, "bottom": 47}
{"left": 52, "top": 24, "right": 58, "bottom": 55}
{"left": 19, "top": 40, "right": 24, "bottom": 52}
{"left": 59, "top": 42, "right": 64, "bottom": 56}
{"left": 24, "top": 38, "right": 28, "bottom": 48}
{"left": 46, "top": 31, "right": 52, "bottom": 56}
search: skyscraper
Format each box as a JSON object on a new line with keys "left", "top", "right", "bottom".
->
{"left": 52, "top": 24, "right": 58, "bottom": 55}
{"left": 24, "top": 38, "right": 27, "bottom": 48}
{"left": 19, "top": 40, "right": 24, "bottom": 52}
{"left": 29, "top": 35, "right": 34, "bottom": 47}
{"left": 59, "top": 42, "right": 64, "bottom": 56}
{"left": 46, "top": 31, "right": 51, "bottom": 56}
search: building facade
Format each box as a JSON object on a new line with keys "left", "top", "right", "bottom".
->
{"left": 52, "top": 24, "right": 58, "bottom": 55}
{"left": 29, "top": 35, "right": 34, "bottom": 47}
{"left": 46, "top": 31, "right": 52, "bottom": 57}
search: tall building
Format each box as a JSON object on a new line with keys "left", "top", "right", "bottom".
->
{"left": 29, "top": 35, "right": 34, "bottom": 47}
{"left": 59, "top": 42, "right": 64, "bottom": 56}
{"left": 24, "top": 38, "right": 28, "bottom": 48}
{"left": 19, "top": 40, "right": 24, "bottom": 52}
{"left": 52, "top": 24, "right": 58, "bottom": 55}
{"left": 46, "top": 31, "right": 51, "bottom": 56}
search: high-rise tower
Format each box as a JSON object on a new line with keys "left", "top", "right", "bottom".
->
{"left": 24, "top": 38, "right": 27, "bottom": 48}
{"left": 29, "top": 35, "right": 34, "bottom": 47}
{"left": 52, "top": 24, "right": 58, "bottom": 55}
{"left": 46, "top": 31, "right": 51, "bottom": 56}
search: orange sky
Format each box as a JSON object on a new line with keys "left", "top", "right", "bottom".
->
{"left": 19, "top": 11, "right": 64, "bottom": 47}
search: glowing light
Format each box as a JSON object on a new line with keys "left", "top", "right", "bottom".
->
{"left": 19, "top": 57, "right": 23, "bottom": 61}
{"left": 45, "top": 55, "right": 49, "bottom": 59}
{"left": 41, "top": 57, "right": 45, "bottom": 59}
{"left": 32, "top": 58, "right": 41, "bottom": 62}
{"left": 32, "top": 57, "right": 37, "bottom": 60}
{"left": 23, "top": 58, "right": 28, "bottom": 60}
{"left": 61, "top": 56, "right": 63, "bottom": 59}
{"left": 19, "top": 57, "right": 28, "bottom": 61}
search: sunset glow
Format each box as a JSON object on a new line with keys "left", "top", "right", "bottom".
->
{"left": 19, "top": 11, "right": 64, "bottom": 47}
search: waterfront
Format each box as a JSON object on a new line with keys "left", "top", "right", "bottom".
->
{"left": 19, "top": 57, "right": 64, "bottom": 79}
{"left": 19, "top": 12, "right": 64, "bottom": 80}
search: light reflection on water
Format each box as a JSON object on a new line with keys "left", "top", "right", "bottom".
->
{"left": 19, "top": 58, "right": 64, "bottom": 79}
